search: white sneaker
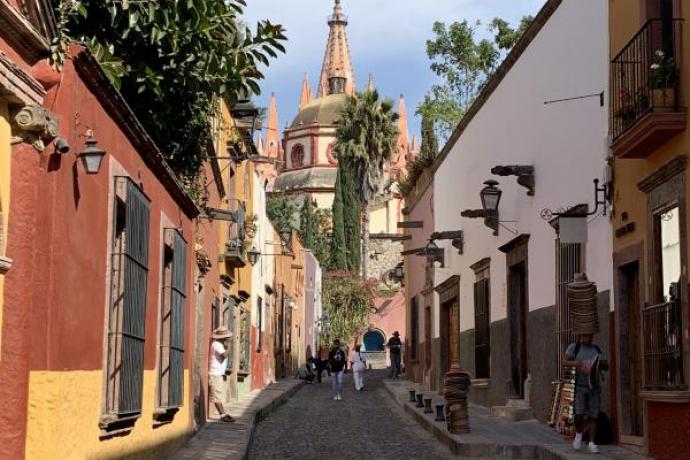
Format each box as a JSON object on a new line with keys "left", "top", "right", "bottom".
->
{"left": 587, "top": 443, "right": 599, "bottom": 454}
{"left": 573, "top": 435, "right": 582, "bottom": 451}
{"left": 337, "top": 394, "right": 342, "bottom": 400}
{"left": 333, "top": 396, "right": 338, "bottom": 401}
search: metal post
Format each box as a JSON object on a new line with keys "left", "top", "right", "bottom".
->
{"left": 424, "top": 398, "right": 433, "bottom": 414}
{"left": 416, "top": 393, "right": 424, "bottom": 408}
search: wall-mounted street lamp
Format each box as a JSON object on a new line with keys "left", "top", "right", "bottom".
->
{"left": 461, "top": 179, "right": 503, "bottom": 235}
{"left": 248, "top": 246, "right": 261, "bottom": 266}
{"left": 426, "top": 240, "right": 445, "bottom": 268}
{"left": 393, "top": 262, "right": 404, "bottom": 282}
{"left": 230, "top": 100, "right": 261, "bottom": 160}
{"left": 78, "top": 136, "right": 106, "bottom": 174}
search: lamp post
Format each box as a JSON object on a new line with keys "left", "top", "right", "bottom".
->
{"left": 78, "top": 137, "right": 106, "bottom": 174}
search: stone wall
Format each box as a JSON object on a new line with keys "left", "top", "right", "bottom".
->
{"left": 368, "top": 234, "right": 403, "bottom": 285}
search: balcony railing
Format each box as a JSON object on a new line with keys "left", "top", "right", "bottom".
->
{"left": 643, "top": 299, "right": 684, "bottom": 389}
{"left": 224, "top": 200, "right": 247, "bottom": 268}
{"left": 610, "top": 19, "right": 685, "bottom": 156}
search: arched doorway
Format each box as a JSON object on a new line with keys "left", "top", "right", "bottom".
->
{"left": 362, "top": 329, "right": 385, "bottom": 352}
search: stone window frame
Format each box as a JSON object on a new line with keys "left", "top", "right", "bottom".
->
{"left": 637, "top": 155, "right": 690, "bottom": 396}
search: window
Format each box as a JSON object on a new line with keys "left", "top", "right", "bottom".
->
{"left": 256, "top": 296, "right": 263, "bottom": 351}
{"left": 410, "top": 297, "right": 419, "bottom": 361}
{"left": 104, "top": 177, "right": 151, "bottom": 425}
{"left": 291, "top": 144, "right": 305, "bottom": 167}
{"left": 157, "top": 229, "right": 187, "bottom": 412}
{"left": 425, "top": 306, "right": 431, "bottom": 367}
{"left": 556, "top": 241, "right": 584, "bottom": 378}
{"left": 212, "top": 297, "right": 220, "bottom": 330}
{"left": 239, "top": 305, "right": 250, "bottom": 374}
{"left": 472, "top": 259, "right": 491, "bottom": 379}
{"left": 644, "top": 206, "right": 684, "bottom": 388}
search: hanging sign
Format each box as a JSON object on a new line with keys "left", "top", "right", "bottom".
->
{"left": 560, "top": 216, "right": 588, "bottom": 244}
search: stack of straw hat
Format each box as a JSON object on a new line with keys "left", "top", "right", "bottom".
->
{"left": 442, "top": 369, "right": 471, "bottom": 433}
{"left": 567, "top": 273, "right": 599, "bottom": 334}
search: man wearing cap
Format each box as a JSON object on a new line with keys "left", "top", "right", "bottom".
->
{"left": 387, "top": 331, "right": 402, "bottom": 379}
{"left": 210, "top": 327, "right": 234, "bottom": 422}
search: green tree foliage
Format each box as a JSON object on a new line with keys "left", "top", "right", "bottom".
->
{"left": 322, "top": 272, "right": 375, "bottom": 344}
{"left": 335, "top": 90, "right": 398, "bottom": 278}
{"left": 397, "top": 111, "right": 439, "bottom": 196}
{"left": 299, "top": 197, "right": 332, "bottom": 268}
{"left": 418, "top": 16, "right": 533, "bottom": 140}
{"left": 267, "top": 195, "right": 297, "bottom": 232}
{"left": 52, "top": 0, "right": 286, "bottom": 180}
{"left": 330, "top": 162, "right": 360, "bottom": 272}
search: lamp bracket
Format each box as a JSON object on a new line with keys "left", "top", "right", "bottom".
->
{"left": 491, "top": 165, "right": 535, "bottom": 196}
{"left": 460, "top": 209, "right": 486, "bottom": 219}
{"left": 540, "top": 178, "right": 609, "bottom": 221}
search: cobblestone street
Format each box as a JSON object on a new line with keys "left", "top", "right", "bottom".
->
{"left": 248, "top": 370, "right": 458, "bottom": 460}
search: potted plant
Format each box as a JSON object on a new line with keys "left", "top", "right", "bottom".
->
{"left": 615, "top": 87, "right": 647, "bottom": 126}
{"left": 244, "top": 212, "right": 258, "bottom": 238}
{"left": 650, "top": 49, "right": 676, "bottom": 107}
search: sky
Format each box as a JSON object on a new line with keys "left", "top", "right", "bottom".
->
{"left": 245, "top": 0, "right": 546, "bottom": 141}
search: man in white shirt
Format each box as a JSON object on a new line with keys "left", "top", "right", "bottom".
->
{"left": 209, "top": 327, "right": 234, "bottom": 422}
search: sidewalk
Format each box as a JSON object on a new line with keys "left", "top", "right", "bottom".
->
{"left": 171, "top": 380, "right": 303, "bottom": 460}
{"left": 383, "top": 379, "right": 650, "bottom": 460}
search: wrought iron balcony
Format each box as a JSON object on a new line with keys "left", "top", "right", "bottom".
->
{"left": 610, "top": 19, "right": 686, "bottom": 158}
{"left": 224, "top": 200, "right": 247, "bottom": 268}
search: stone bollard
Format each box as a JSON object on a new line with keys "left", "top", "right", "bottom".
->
{"left": 424, "top": 398, "right": 433, "bottom": 414}
{"left": 435, "top": 404, "right": 445, "bottom": 422}
{"left": 416, "top": 393, "right": 424, "bottom": 408}
{"left": 409, "top": 390, "right": 417, "bottom": 403}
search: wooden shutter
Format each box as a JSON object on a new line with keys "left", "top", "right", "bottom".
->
{"left": 119, "top": 177, "right": 150, "bottom": 414}
{"left": 169, "top": 230, "right": 187, "bottom": 407}
{"left": 474, "top": 278, "right": 490, "bottom": 379}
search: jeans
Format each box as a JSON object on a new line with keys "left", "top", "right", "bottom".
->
{"left": 332, "top": 371, "right": 344, "bottom": 396}
{"left": 353, "top": 370, "right": 364, "bottom": 390}
{"left": 390, "top": 353, "right": 401, "bottom": 377}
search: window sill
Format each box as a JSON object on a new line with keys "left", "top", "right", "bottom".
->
{"left": 471, "top": 378, "right": 491, "bottom": 389}
{"left": 0, "top": 255, "right": 13, "bottom": 274}
{"left": 99, "top": 413, "right": 140, "bottom": 438}
{"left": 640, "top": 389, "right": 690, "bottom": 403}
{"left": 153, "top": 407, "right": 180, "bottom": 427}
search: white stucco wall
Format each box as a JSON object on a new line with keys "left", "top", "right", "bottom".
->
{"left": 433, "top": 0, "right": 612, "bottom": 333}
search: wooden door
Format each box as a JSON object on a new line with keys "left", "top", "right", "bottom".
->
{"left": 508, "top": 262, "right": 528, "bottom": 399}
{"left": 623, "top": 263, "right": 644, "bottom": 437}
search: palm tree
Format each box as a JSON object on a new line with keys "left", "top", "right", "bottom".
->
{"left": 335, "top": 89, "right": 399, "bottom": 278}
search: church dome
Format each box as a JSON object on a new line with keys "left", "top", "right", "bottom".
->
{"left": 290, "top": 93, "right": 347, "bottom": 129}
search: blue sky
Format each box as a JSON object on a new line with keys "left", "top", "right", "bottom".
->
{"left": 245, "top": 0, "right": 545, "bottom": 140}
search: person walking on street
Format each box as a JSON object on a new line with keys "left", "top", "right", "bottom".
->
{"left": 350, "top": 344, "right": 366, "bottom": 391}
{"left": 329, "top": 338, "right": 347, "bottom": 400}
{"left": 564, "top": 333, "right": 609, "bottom": 454}
{"left": 209, "top": 327, "right": 234, "bottom": 422}
{"left": 319, "top": 344, "right": 331, "bottom": 377}
{"left": 387, "top": 331, "right": 402, "bottom": 379}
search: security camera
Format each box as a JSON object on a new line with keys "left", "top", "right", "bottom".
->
{"left": 53, "top": 137, "right": 70, "bottom": 154}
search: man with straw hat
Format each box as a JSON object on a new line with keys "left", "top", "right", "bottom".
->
{"left": 210, "top": 327, "right": 234, "bottom": 422}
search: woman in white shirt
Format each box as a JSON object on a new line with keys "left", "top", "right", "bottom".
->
{"left": 350, "top": 344, "right": 366, "bottom": 391}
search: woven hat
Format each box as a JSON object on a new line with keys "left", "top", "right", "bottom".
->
{"left": 212, "top": 327, "right": 232, "bottom": 340}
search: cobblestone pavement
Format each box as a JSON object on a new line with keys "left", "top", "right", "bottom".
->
{"left": 248, "top": 370, "right": 462, "bottom": 460}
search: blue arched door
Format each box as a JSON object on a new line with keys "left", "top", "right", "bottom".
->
{"left": 362, "top": 330, "right": 385, "bottom": 352}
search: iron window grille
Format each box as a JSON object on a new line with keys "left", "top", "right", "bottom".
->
{"left": 555, "top": 241, "right": 584, "bottom": 379}
{"left": 158, "top": 229, "right": 187, "bottom": 410}
{"left": 643, "top": 298, "right": 684, "bottom": 388}
{"left": 239, "top": 306, "right": 251, "bottom": 374}
{"left": 410, "top": 297, "right": 419, "bottom": 361}
{"left": 474, "top": 278, "right": 491, "bottom": 379}
{"left": 105, "top": 177, "right": 151, "bottom": 418}
{"left": 257, "top": 296, "right": 263, "bottom": 352}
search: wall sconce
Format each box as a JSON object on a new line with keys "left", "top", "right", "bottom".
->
{"left": 461, "top": 180, "right": 502, "bottom": 235}
{"left": 78, "top": 137, "right": 106, "bottom": 174}
{"left": 426, "top": 240, "right": 445, "bottom": 268}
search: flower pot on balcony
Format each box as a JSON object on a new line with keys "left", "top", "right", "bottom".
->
{"left": 653, "top": 88, "right": 675, "bottom": 108}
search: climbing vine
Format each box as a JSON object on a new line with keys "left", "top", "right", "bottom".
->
{"left": 322, "top": 272, "right": 375, "bottom": 343}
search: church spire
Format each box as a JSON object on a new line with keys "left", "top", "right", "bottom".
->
{"left": 318, "top": 0, "right": 355, "bottom": 97}
{"left": 397, "top": 95, "right": 410, "bottom": 158}
{"left": 299, "top": 73, "right": 313, "bottom": 110}
{"left": 365, "top": 73, "right": 375, "bottom": 92}
{"left": 265, "top": 93, "right": 280, "bottom": 158}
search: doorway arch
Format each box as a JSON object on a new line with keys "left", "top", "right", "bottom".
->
{"left": 362, "top": 329, "right": 385, "bottom": 352}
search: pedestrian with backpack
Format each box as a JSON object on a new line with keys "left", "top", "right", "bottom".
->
{"left": 350, "top": 344, "right": 366, "bottom": 391}
{"left": 564, "top": 333, "right": 609, "bottom": 454}
{"left": 329, "top": 338, "right": 347, "bottom": 400}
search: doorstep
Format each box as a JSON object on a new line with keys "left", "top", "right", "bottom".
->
{"left": 382, "top": 379, "right": 650, "bottom": 460}
{"left": 171, "top": 380, "right": 303, "bottom": 460}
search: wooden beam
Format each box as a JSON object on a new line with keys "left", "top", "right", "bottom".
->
{"left": 397, "top": 221, "right": 424, "bottom": 229}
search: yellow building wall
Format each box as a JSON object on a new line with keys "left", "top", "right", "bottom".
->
{"left": 0, "top": 100, "right": 11, "bottom": 354}
{"left": 25, "top": 370, "right": 191, "bottom": 460}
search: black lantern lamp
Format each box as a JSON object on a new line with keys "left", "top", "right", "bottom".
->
{"left": 231, "top": 100, "right": 261, "bottom": 159}
{"left": 79, "top": 137, "right": 106, "bottom": 174}
{"left": 426, "top": 240, "right": 445, "bottom": 268}
{"left": 248, "top": 246, "right": 261, "bottom": 266}
{"left": 480, "top": 179, "right": 502, "bottom": 215}
{"left": 394, "top": 262, "right": 404, "bottom": 282}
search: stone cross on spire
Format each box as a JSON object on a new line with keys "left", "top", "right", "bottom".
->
{"left": 317, "top": 0, "right": 355, "bottom": 97}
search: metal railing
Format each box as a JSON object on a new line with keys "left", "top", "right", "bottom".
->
{"left": 643, "top": 299, "right": 684, "bottom": 389}
{"left": 555, "top": 241, "right": 583, "bottom": 379}
{"left": 610, "top": 19, "right": 683, "bottom": 140}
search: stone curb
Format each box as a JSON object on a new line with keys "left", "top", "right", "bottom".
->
{"left": 383, "top": 382, "right": 578, "bottom": 460}
{"left": 242, "top": 382, "right": 305, "bottom": 460}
